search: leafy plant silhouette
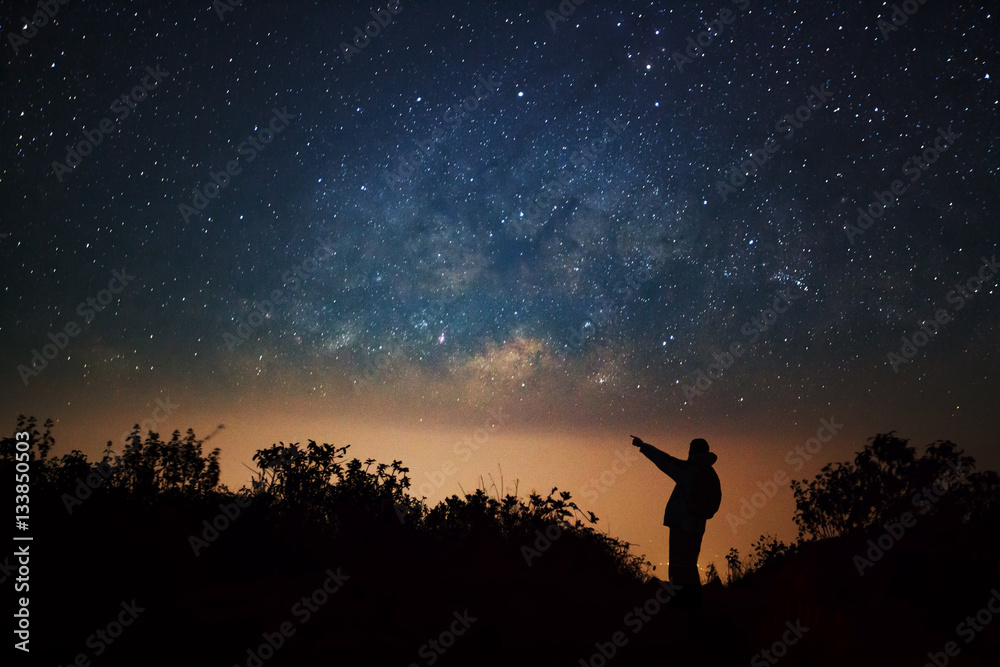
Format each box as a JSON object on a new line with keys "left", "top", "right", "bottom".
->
{"left": 790, "top": 431, "right": 997, "bottom": 540}
{"left": 723, "top": 533, "right": 798, "bottom": 586}
{"left": 4, "top": 416, "right": 1000, "bottom": 667}
{"left": 107, "top": 425, "right": 221, "bottom": 500}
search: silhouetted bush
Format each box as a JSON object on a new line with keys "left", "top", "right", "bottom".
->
{"left": 724, "top": 534, "right": 796, "bottom": 586}
{"left": 106, "top": 425, "right": 221, "bottom": 500}
{"left": 7, "top": 416, "right": 999, "bottom": 667}
{"left": 790, "top": 431, "right": 996, "bottom": 540}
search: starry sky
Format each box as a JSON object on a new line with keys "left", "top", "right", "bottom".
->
{"left": 1, "top": 0, "right": 998, "bottom": 570}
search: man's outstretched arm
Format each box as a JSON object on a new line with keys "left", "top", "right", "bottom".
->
{"left": 631, "top": 436, "right": 683, "bottom": 481}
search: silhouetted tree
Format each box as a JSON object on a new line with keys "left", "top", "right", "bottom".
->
{"left": 106, "top": 425, "right": 221, "bottom": 499}
{"left": 791, "top": 432, "right": 986, "bottom": 540}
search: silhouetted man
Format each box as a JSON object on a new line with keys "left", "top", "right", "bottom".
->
{"left": 631, "top": 436, "right": 720, "bottom": 609}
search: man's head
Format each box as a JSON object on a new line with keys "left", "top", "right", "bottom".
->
{"left": 689, "top": 438, "right": 710, "bottom": 458}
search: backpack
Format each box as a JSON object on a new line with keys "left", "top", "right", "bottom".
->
{"left": 687, "top": 466, "right": 722, "bottom": 519}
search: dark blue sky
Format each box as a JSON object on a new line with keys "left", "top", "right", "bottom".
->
{"left": 1, "top": 0, "right": 997, "bottom": 457}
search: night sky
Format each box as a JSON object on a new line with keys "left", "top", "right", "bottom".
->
{"left": 2, "top": 0, "right": 997, "bottom": 571}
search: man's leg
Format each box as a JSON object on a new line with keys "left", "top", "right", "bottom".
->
{"left": 668, "top": 528, "right": 705, "bottom": 608}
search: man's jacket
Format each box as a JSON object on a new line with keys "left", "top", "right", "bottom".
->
{"left": 639, "top": 442, "right": 718, "bottom": 533}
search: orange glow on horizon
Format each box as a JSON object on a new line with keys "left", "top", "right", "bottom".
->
{"left": 11, "top": 373, "right": 999, "bottom": 580}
